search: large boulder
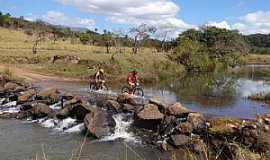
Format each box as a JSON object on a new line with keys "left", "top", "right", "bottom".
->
{"left": 149, "top": 97, "right": 166, "bottom": 113}
{"left": 187, "top": 112, "right": 207, "bottom": 133}
{"left": 4, "top": 82, "right": 18, "bottom": 92}
{"left": 117, "top": 93, "right": 137, "bottom": 105}
{"left": 18, "top": 90, "right": 36, "bottom": 103}
{"left": 208, "top": 117, "right": 242, "bottom": 136}
{"left": 167, "top": 102, "right": 189, "bottom": 117}
{"left": 169, "top": 134, "right": 190, "bottom": 147}
{"left": 135, "top": 104, "right": 164, "bottom": 130}
{"left": 0, "top": 75, "right": 7, "bottom": 87}
{"left": 56, "top": 101, "right": 93, "bottom": 121}
{"left": 37, "top": 88, "right": 60, "bottom": 103}
{"left": 31, "top": 103, "right": 53, "bottom": 119}
{"left": 84, "top": 108, "right": 116, "bottom": 138}
{"left": 103, "top": 100, "right": 122, "bottom": 113}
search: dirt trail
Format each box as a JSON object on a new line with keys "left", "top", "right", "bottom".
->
{"left": 0, "top": 64, "right": 84, "bottom": 82}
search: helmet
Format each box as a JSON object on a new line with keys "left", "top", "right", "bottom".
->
{"left": 132, "top": 70, "right": 137, "bottom": 74}
{"left": 100, "top": 69, "right": 104, "bottom": 73}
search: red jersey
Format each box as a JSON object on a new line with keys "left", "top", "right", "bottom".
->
{"left": 127, "top": 72, "right": 137, "bottom": 84}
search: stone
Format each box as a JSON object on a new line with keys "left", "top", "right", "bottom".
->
{"left": 4, "top": 82, "right": 18, "bottom": 91}
{"left": 187, "top": 112, "right": 207, "bottom": 133}
{"left": 209, "top": 117, "right": 242, "bottom": 135}
{"left": 84, "top": 108, "right": 116, "bottom": 138}
{"left": 103, "top": 100, "right": 122, "bottom": 113}
{"left": 167, "top": 102, "right": 189, "bottom": 117}
{"left": 178, "top": 122, "right": 193, "bottom": 134}
{"left": 18, "top": 89, "right": 36, "bottom": 103}
{"left": 135, "top": 104, "right": 164, "bottom": 130}
{"left": 117, "top": 93, "right": 137, "bottom": 105}
{"left": 137, "top": 104, "right": 164, "bottom": 120}
{"left": 169, "top": 134, "right": 190, "bottom": 147}
{"left": 122, "top": 103, "right": 136, "bottom": 113}
{"left": 149, "top": 97, "right": 166, "bottom": 113}
{"left": 37, "top": 88, "right": 60, "bottom": 103}
{"left": 0, "top": 75, "right": 7, "bottom": 87}
{"left": 31, "top": 103, "right": 53, "bottom": 119}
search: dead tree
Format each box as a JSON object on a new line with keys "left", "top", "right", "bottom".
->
{"left": 130, "top": 24, "right": 156, "bottom": 54}
{"left": 32, "top": 31, "right": 45, "bottom": 54}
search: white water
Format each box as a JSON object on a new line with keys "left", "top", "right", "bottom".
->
{"left": 101, "top": 114, "right": 137, "bottom": 142}
{"left": 64, "top": 123, "right": 84, "bottom": 133}
{"left": 49, "top": 102, "right": 62, "bottom": 110}
{"left": 2, "top": 101, "right": 17, "bottom": 107}
{"left": 0, "top": 98, "right": 5, "bottom": 105}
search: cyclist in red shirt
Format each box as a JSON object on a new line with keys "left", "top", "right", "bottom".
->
{"left": 127, "top": 70, "right": 138, "bottom": 94}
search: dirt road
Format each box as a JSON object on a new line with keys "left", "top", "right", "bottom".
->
{"left": 0, "top": 64, "right": 84, "bottom": 82}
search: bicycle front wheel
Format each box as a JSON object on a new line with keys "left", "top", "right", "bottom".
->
{"left": 133, "top": 87, "right": 144, "bottom": 97}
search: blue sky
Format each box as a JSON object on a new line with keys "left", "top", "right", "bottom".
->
{"left": 0, "top": 0, "right": 270, "bottom": 35}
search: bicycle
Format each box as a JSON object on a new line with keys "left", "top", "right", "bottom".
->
{"left": 121, "top": 83, "right": 144, "bottom": 97}
{"left": 89, "top": 79, "right": 108, "bottom": 91}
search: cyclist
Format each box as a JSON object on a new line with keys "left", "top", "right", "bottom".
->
{"left": 94, "top": 67, "right": 105, "bottom": 89}
{"left": 127, "top": 70, "right": 138, "bottom": 94}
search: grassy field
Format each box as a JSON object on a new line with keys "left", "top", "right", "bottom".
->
{"left": 243, "top": 54, "right": 270, "bottom": 65}
{"left": 0, "top": 27, "right": 184, "bottom": 83}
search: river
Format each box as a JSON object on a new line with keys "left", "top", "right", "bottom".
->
{"left": 1, "top": 65, "right": 270, "bottom": 159}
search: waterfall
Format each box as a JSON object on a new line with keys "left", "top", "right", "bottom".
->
{"left": 102, "top": 114, "right": 137, "bottom": 142}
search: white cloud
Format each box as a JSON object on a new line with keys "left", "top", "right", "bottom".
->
{"left": 205, "top": 21, "right": 231, "bottom": 30}
{"left": 204, "top": 11, "right": 270, "bottom": 34}
{"left": 26, "top": 11, "right": 95, "bottom": 28}
{"left": 55, "top": 0, "right": 194, "bottom": 34}
{"left": 231, "top": 11, "right": 270, "bottom": 34}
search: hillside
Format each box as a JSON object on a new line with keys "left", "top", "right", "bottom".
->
{"left": 0, "top": 27, "right": 183, "bottom": 82}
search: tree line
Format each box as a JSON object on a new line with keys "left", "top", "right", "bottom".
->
{"left": 1, "top": 11, "right": 270, "bottom": 72}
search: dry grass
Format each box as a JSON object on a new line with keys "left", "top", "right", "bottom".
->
{"left": 243, "top": 54, "right": 270, "bottom": 65}
{"left": 0, "top": 27, "right": 184, "bottom": 81}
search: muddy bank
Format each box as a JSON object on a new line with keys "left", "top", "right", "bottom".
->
{"left": 0, "top": 75, "right": 269, "bottom": 160}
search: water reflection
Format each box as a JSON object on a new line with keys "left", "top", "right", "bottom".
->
{"left": 145, "top": 67, "right": 270, "bottom": 119}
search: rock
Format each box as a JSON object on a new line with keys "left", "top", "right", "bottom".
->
{"left": 209, "top": 117, "right": 242, "bottom": 136}
{"left": 0, "top": 112, "right": 18, "bottom": 119}
{"left": 137, "top": 104, "right": 164, "bottom": 120}
{"left": 37, "top": 88, "right": 60, "bottom": 103}
{"left": 103, "top": 100, "right": 122, "bottom": 113}
{"left": 187, "top": 112, "right": 207, "bottom": 133}
{"left": 63, "top": 96, "right": 82, "bottom": 106}
{"left": 0, "top": 75, "right": 7, "bottom": 87}
{"left": 18, "top": 90, "right": 36, "bottom": 103}
{"left": 135, "top": 104, "right": 164, "bottom": 130}
{"left": 169, "top": 134, "right": 190, "bottom": 147}
{"left": 31, "top": 103, "right": 53, "bottom": 119}
{"left": 122, "top": 103, "right": 136, "bottom": 113}
{"left": 16, "top": 111, "right": 30, "bottom": 119}
{"left": 242, "top": 124, "right": 270, "bottom": 154}
{"left": 84, "top": 108, "right": 116, "bottom": 138}
{"left": 7, "top": 94, "right": 18, "bottom": 102}
{"left": 178, "top": 122, "right": 193, "bottom": 134}
{"left": 257, "top": 115, "right": 270, "bottom": 125}
{"left": 4, "top": 82, "right": 18, "bottom": 91}
{"left": 20, "top": 102, "right": 33, "bottom": 111}
{"left": 167, "top": 102, "right": 189, "bottom": 117}
{"left": 117, "top": 93, "right": 137, "bottom": 105}
{"left": 56, "top": 100, "right": 93, "bottom": 121}
{"left": 149, "top": 97, "right": 166, "bottom": 113}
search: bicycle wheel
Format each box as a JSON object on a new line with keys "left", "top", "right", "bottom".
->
{"left": 121, "top": 85, "right": 130, "bottom": 93}
{"left": 101, "top": 84, "right": 108, "bottom": 91}
{"left": 133, "top": 87, "right": 144, "bottom": 97}
{"left": 89, "top": 83, "right": 96, "bottom": 92}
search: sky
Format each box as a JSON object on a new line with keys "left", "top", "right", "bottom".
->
{"left": 0, "top": 0, "right": 270, "bottom": 36}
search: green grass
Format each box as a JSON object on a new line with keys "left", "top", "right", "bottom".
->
{"left": 0, "top": 27, "right": 185, "bottom": 82}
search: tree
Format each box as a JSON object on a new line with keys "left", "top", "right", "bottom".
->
{"left": 102, "top": 30, "right": 113, "bottom": 54}
{"left": 79, "top": 33, "right": 91, "bottom": 45}
{"left": 130, "top": 23, "right": 156, "bottom": 54}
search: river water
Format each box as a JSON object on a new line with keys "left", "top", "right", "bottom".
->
{"left": 1, "top": 65, "right": 270, "bottom": 160}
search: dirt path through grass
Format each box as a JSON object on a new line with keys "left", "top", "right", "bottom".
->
{"left": 0, "top": 64, "right": 84, "bottom": 82}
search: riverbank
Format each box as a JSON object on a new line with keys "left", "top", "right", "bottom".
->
{"left": 0, "top": 73, "right": 269, "bottom": 160}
